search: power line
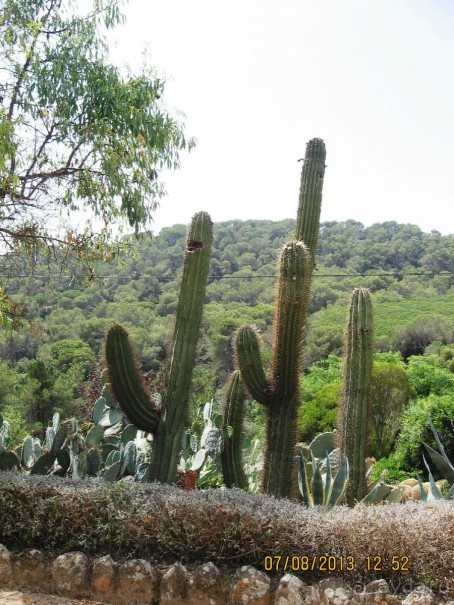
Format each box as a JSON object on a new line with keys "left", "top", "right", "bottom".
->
{"left": 0, "top": 271, "right": 453, "bottom": 281}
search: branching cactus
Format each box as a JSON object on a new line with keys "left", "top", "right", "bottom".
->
{"left": 220, "top": 370, "right": 248, "bottom": 490}
{"left": 337, "top": 288, "right": 373, "bottom": 505}
{"left": 105, "top": 211, "right": 213, "bottom": 484}
{"left": 235, "top": 241, "right": 312, "bottom": 497}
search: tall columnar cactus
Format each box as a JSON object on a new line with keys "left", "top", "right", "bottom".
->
{"left": 105, "top": 211, "right": 213, "bottom": 484}
{"left": 220, "top": 370, "right": 248, "bottom": 490}
{"left": 295, "top": 138, "right": 326, "bottom": 259}
{"left": 234, "top": 138, "right": 326, "bottom": 498}
{"left": 236, "top": 241, "right": 312, "bottom": 497}
{"left": 337, "top": 288, "right": 373, "bottom": 505}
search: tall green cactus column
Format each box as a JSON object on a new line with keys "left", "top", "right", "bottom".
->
{"left": 337, "top": 288, "right": 373, "bottom": 505}
{"left": 295, "top": 138, "right": 326, "bottom": 255}
{"left": 151, "top": 211, "right": 213, "bottom": 483}
{"left": 234, "top": 138, "right": 326, "bottom": 498}
{"left": 236, "top": 241, "right": 312, "bottom": 497}
{"left": 220, "top": 370, "right": 248, "bottom": 490}
{"left": 105, "top": 211, "right": 213, "bottom": 485}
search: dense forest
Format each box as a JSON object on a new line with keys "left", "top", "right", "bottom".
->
{"left": 0, "top": 218, "right": 453, "bottom": 480}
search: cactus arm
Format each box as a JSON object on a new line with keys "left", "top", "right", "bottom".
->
{"left": 337, "top": 288, "right": 373, "bottom": 505}
{"left": 220, "top": 370, "right": 248, "bottom": 489}
{"left": 105, "top": 324, "right": 160, "bottom": 433}
{"left": 295, "top": 137, "right": 326, "bottom": 258}
{"left": 150, "top": 211, "right": 213, "bottom": 484}
{"left": 235, "top": 326, "right": 272, "bottom": 406}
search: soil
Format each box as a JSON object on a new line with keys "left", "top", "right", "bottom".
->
{"left": 0, "top": 589, "right": 106, "bottom": 605}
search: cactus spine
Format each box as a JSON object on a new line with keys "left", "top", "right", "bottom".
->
{"left": 234, "top": 139, "right": 326, "bottom": 498}
{"left": 105, "top": 211, "right": 213, "bottom": 484}
{"left": 220, "top": 370, "right": 248, "bottom": 489}
{"left": 337, "top": 288, "right": 373, "bottom": 505}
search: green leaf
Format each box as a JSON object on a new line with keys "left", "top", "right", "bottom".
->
{"left": 422, "top": 442, "right": 454, "bottom": 485}
{"left": 297, "top": 451, "right": 313, "bottom": 506}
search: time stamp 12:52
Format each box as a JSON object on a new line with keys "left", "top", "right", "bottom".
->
{"left": 263, "top": 555, "right": 410, "bottom": 573}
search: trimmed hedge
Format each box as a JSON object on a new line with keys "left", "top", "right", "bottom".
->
{"left": 0, "top": 473, "right": 452, "bottom": 596}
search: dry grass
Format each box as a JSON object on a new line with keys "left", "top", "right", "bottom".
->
{"left": 0, "top": 473, "right": 452, "bottom": 597}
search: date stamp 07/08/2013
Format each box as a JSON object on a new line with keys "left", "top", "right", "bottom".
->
{"left": 263, "top": 555, "right": 410, "bottom": 573}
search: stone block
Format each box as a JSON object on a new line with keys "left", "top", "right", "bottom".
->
{"left": 186, "top": 561, "right": 232, "bottom": 605}
{"left": 13, "top": 549, "right": 52, "bottom": 592}
{"left": 52, "top": 551, "right": 90, "bottom": 598}
{"left": 0, "top": 544, "right": 12, "bottom": 588}
{"left": 114, "top": 558, "right": 156, "bottom": 605}
{"left": 230, "top": 565, "right": 271, "bottom": 605}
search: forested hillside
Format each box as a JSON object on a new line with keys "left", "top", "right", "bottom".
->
{"left": 0, "top": 218, "right": 453, "bottom": 474}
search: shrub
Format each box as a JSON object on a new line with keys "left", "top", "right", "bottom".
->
{"left": 393, "top": 394, "right": 454, "bottom": 479}
{"left": 298, "top": 382, "right": 340, "bottom": 442}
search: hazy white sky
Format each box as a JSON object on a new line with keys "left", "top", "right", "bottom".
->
{"left": 106, "top": 0, "right": 454, "bottom": 235}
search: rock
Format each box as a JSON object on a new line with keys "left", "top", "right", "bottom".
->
{"left": 230, "top": 565, "right": 272, "bottom": 604}
{"left": 160, "top": 562, "right": 188, "bottom": 605}
{"left": 402, "top": 585, "right": 437, "bottom": 605}
{"left": 274, "top": 574, "right": 306, "bottom": 605}
{"left": 115, "top": 558, "right": 156, "bottom": 605}
{"left": 186, "top": 562, "right": 231, "bottom": 605}
{"left": 317, "top": 578, "right": 359, "bottom": 604}
{"left": 0, "top": 544, "right": 12, "bottom": 588}
{"left": 13, "top": 549, "right": 52, "bottom": 592}
{"left": 400, "top": 479, "right": 418, "bottom": 487}
{"left": 91, "top": 555, "right": 115, "bottom": 601}
{"left": 365, "top": 579, "right": 390, "bottom": 594}
{"left": 52, "top": 551, "right": 90, "bottom": 598}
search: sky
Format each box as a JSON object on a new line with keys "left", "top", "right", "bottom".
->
{"left": 105, "top": 0, "right": 454, "bottom": 236}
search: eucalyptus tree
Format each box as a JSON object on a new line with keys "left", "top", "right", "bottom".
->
{"left": 0, "top": 0, "right": 193, "bottom": 326}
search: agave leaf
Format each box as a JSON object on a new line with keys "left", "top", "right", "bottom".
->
{"left": 385, "top": 487, "right": 403, "bottom": 503}
{"left": 422, "top": 442, "right": 454, "bottom": 485}
{"left": 447, "top": 483, "right": 454, "bottom": 500}
{"left": 312, "top": 456, "right": 324, "bottom": 505}
{"left": 298, "top": 451, "right": 313, "bottom": 506}
{"left": 324, "top": 451, "right": 333, "bottom": 499}
{"left": 367, "top": 470, "right": 388, "bottom": 493}
{"left": 428, "top": 417, "right": 447, "bottom": 458}
{"left": 327, "top": 455, "right": 349, "bottom": 506}
{"left": 361, "top": 481, "right": 391, "bottom": 505}
{"left": 416, "top": 475, "right": 428, "bottom": 502}
{"left": 423, "top": 454, "right": 444, "bottom": 500}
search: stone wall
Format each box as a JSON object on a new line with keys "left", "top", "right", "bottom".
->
{"left": 0, "top": 544, "right": 451, "bottom": 605}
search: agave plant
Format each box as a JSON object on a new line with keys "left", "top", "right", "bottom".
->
{"left": 298, "top": 448, "right": 349, "bottom": 507}
{"left": 417, "top": 417, "right": 454, "bottom": 501}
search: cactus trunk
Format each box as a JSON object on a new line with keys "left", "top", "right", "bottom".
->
{"left": 105, "top": 211, "right": 213, "bottom": 485}
{"left": 337, "top": 288, "right": 373, "bottom": 505}
{"left": 234, "top": 139, "right": 326, "bottom": 498}
{"left": 220, "top": 370, "right": 248, "bottom": 489}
